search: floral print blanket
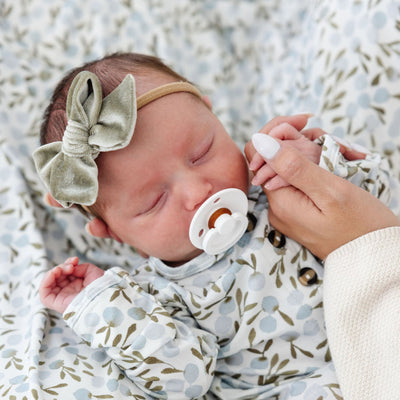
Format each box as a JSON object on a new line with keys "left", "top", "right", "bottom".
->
{"left": 1, "top": 0, "right": 400, "bottom": 398}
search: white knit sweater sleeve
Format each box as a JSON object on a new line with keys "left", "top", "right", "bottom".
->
{"left": 323, "top": 226, "right": 400, "bottom": 400}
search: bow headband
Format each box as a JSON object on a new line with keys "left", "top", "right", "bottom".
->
{"left": 33, "top": 71, "right": 203, "bottom": 208}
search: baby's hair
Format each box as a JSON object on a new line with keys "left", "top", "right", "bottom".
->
{"left": 41, "top": 52, "right": 189, "bottom": 145}
{"left": 40, "top": 52, "right": 191, "bottom": 217}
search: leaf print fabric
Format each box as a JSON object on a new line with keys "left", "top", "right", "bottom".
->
{"left": 1, "top": 0, "right": 400, "bottom": 398}
{"left": 63, "top": 137, "right": 394, "bottom": 399}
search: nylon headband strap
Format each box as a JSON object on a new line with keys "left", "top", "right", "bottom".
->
{"left": 136, "top": 81, "right": 203, "bottom": 110}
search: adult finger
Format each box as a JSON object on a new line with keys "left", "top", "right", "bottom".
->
{"left": 340, "top": 146, "right": 367, "bottom": 161}
{"left": 248, "top": 152, "right": 266, "bottom": 172}
{"left": 251, "top": 163, "right": 277, "bottom": 186}
{"left": 264, "top": 175, "right": 289, "bottom": 191}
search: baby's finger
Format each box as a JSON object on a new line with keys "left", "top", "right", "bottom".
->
{"left": 251, "top": 163, "right": 276, "bottom": 186}
{"left": 60, "top": 262, "right": 75, "bottom": 274}
{"left": 259, "top": 114, "right": 312, "bottom": 135}
{"left": 40, "top": 268, "right": 59, "bottom": 289}
{"left": 64, "top": 256, "right": 79, "bottom": 265}
{"left": 301, "top": 127, "right": 326, "bottom": 141}
{"left": 268, "top": 123, "right": 302, "bottom": 141}
{"left": 331, "top": 136, "right": 368, "bottom": 161}
{"left": 71, "top": 263, "right": 99, "bottom": 278}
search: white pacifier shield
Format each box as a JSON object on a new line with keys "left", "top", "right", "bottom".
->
{"left": 189, "top": 188, "right": 248, "bottom": 255}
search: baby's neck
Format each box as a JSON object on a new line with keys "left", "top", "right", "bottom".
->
{"left": 161, "top": 249, "right": 204, "bottom": 267}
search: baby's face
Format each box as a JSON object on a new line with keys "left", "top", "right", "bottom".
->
{"left": 95, "top": 93, "right": 250, "bottom": 264}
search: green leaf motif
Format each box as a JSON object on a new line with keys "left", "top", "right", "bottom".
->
{"left": 323, "top": 155, "right": 334, "bottom": 172}
{"left": 191, "top": 348, "right": 203, "bottom": 360}
{"left": 144, "top": 356, "right": 164, "bottom": 364}
{"left": 161, "top": 367, "right": 182, "bottom": 374}
{"left": 278, "top": 310, "right": 294, "bottom": 326}
{"left": 112, "top": 334, "right": 122, "bottom": 347}
{"left": 248, "top": 327, "right": 256, "bottom": 346}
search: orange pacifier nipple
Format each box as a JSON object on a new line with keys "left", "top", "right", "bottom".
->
{"left": 189, "top": 188, "right": 248, "bottom": 255}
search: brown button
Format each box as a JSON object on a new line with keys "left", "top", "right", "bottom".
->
{"left": 298, "top": 268, "right": 318, "bottom": 286}
{"left": 246, "top": 212, "right": 257, "bottom": 232}
{"left": 268, "top": 230, "right": 286, "bottom": 248}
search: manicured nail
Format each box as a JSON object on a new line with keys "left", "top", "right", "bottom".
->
{"left": 297, "top": 112, "right": 314, "bottom": 118}
{"left": 248, "top": 160, "right": 257, "bottom": 171}
{"left": 252, "top": 133, "right": 280, "bottom": 160}
{"left": 251, "top": 175, "right": 260, "bottom": 186}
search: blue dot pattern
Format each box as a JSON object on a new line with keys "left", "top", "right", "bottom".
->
{"left": 2, "top": 0, "right": 400, "bottom": 398}
{"left": 61, "top": 137, "right": 394, "bottom": 398}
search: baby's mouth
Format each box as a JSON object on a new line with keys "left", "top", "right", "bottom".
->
{"left": 189, "top": 188, "right": 249, "bottom": 255}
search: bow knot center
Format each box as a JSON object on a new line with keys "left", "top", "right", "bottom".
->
{"left": 62, "top": 120, "right": 99, "bottom": 158}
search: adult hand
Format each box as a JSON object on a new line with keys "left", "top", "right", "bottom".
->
{"left": 247, "top": 115, "right": 367, "bottom": 190}
{"left": 245, "top": 130, "right": 400, "bottom": 259}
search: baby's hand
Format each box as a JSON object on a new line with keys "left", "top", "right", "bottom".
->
{"left": 249, "top": 123, "right": 322, "bottom": 190}
{"left": 39, "top": 257, "right": 104, "bottom": 314}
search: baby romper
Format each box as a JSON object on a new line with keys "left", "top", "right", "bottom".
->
{"left": 63, "top": 136, "right": 395, "bottom": 399}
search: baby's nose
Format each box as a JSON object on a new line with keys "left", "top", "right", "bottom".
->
{"left": 180, "top": 174, "right": 213, "bottom": 212}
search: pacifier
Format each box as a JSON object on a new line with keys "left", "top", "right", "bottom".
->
{"left": 189, "top": 188, "right": 248, "bottom": 255}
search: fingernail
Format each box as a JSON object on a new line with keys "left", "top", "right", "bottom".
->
{"left": 297, "top": 112, "right": 314, "bottom": 118}
{"left": 252, "top": 133, "right": 281, "bottom": 160}
{"left": 264, "top": 182, "right": 272, "bottom": 190}
{"left": 251, "top": 175, "right": 260, "bottom": 186}
{"left": 248, "top": 158, "right": 258, "bottom": 171}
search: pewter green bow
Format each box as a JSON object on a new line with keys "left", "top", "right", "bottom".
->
{"left": 33, "top": 71, "right": 137, "bottom": 208}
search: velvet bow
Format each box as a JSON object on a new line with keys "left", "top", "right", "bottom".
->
{"left": 33, "top": 71, "right": 136, "bottom": 207}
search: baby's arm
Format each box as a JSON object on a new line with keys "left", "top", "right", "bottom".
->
{"left": 39, "top": 257, "right": 104, "bottom": 313}
{"left": 63, "top": 267, "right": 218, "bottom": 399}
{"left": 318, "top": 134, "right": 395, "bottom": 207}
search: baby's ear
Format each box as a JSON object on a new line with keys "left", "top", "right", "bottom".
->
{"left": 202, "top": 95, "right": 212, "bottom": 110}
{"left": 44, "top": 192, "right": 64, "bottom": 208}
{"left": 85, "top": 218, "right": 114, "bottom": 240}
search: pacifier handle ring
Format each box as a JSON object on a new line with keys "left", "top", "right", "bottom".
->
{"left": 208, "top": 208, "right": 232, "bottom": 229}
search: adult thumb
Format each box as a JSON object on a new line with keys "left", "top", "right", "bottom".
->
{"left": 252, "top": 133, "right": 337, "bottom": 202}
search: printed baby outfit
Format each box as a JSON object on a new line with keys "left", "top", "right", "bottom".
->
{"left": 63, "top": 136, "right": 394, "bottom": 399}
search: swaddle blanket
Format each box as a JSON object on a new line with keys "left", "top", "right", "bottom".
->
{"left": 1, "top": 0, "right": 400, "bottom": 398}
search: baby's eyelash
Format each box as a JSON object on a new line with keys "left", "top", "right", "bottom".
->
{"left": 192, "top": 139, "right": 213, "bottom": 163}
{"left": 139, "top": 193, "right": 166, "bottom": 216}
